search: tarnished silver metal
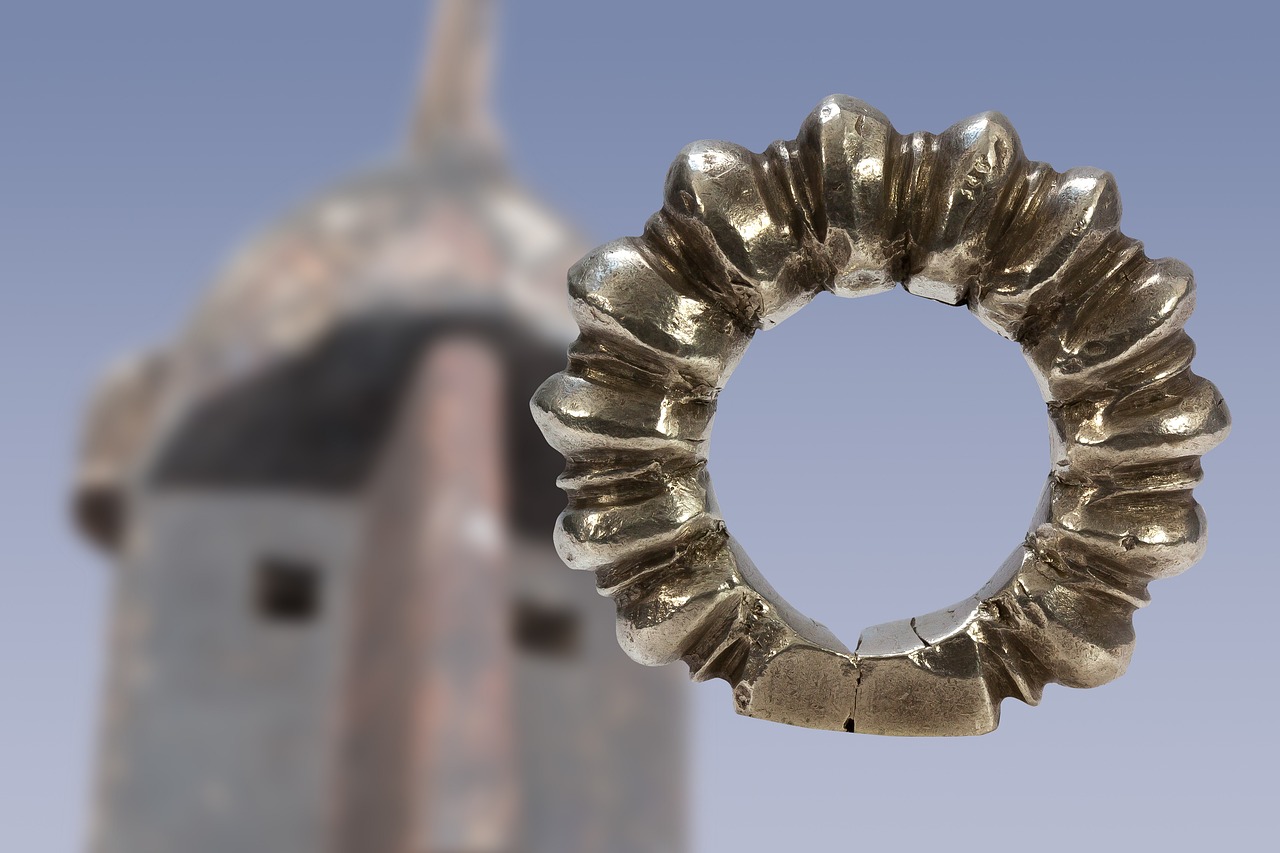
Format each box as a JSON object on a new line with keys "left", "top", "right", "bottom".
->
{"left": 531, "top": 96, "right": 1230, "bottom": 736}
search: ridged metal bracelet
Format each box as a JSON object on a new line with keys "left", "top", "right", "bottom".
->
{"left": 531, "top": 96, "right": 1230, "bottom": 736}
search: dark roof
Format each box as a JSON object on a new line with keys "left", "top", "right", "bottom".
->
{"left": 149, "top": 311, "right": 567, "bottom": 535}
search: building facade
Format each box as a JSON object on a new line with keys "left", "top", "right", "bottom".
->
{"left": 74, "top": 3, "right": 686, "bottom": 851}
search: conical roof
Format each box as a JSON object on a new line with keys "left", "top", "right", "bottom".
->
{"left": 159, "top": 0, "right": 583, "bottom": 427}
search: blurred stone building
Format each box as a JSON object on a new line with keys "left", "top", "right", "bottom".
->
{"left": 73, "top": 2, "right": 686, "bottom": 851}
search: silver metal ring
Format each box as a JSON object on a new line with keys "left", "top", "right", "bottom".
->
{"left": 531, "top": 96, "right": 1230, "bottom": 735}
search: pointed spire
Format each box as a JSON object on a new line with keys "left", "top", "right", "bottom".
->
{"left": 410, "top": 0, "right": 502, "bottom": 154}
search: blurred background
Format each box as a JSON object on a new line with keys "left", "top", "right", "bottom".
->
{"left": 3, "top": 0, "right": 1277, "bottom": 850}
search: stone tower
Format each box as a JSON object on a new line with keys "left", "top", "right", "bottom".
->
{"left": 73, "top": 2, "right": 687, "bottom": 851}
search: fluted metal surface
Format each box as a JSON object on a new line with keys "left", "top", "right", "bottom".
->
{"left": 531, "top": 96, "right": 1230, "bottom": 735}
